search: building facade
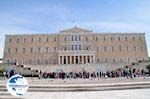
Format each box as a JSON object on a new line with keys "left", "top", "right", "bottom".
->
{"left": 3, "top": 27, "right": 149, "bottom": 66}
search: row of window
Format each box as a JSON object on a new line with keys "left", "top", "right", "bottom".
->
{"left": 7, "top": 47, "right": 57, "bottom": 53}
{"left": 96, "top": 57, "right": 145, "bottom": 63}
{"left": 95, "top": 36, "right": 143, "bottom": 42}
{"left": 7, "top": 59, "right": 57, "bottom": 65}
{"left": 8, "top": 36, "right": 143, "bottom": 43}
{"left": 7, "top": 46, "right": 144, "bottom": 54}
{"left": 7, "top": 57, "right": 145, "bottom": 65}
{"left": 96, "top": 46, "right": 144, "bottom": 52}
{"left": 9, "top": 37, "right": 57, "bottom": 43}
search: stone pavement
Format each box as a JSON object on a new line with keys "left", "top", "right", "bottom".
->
{"left": 24, "top": 89, "right": 150, "bottom": 99}
{"left": 0, "top": 77, "right": 150, "bottom": 99}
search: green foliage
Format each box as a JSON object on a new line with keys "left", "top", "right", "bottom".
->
{"left": 146, "top": 64, "right": 150, "bottom": 71}
{"left": 0, "top": 69, "right": 6, "bottom": 72}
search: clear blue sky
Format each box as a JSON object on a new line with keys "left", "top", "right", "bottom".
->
{"left": 0, "top": 0, "right": 150, "bottom": 58}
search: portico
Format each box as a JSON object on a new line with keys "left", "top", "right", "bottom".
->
{"left": 58, "top": 55, "right": 95, "bottom": 64}
{"left": 58, "top": 50, "right": 95, "bottom": 64}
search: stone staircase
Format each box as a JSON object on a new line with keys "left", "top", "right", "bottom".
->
{"left": 0, "top": 63, "right": 39, "bottom": 77}
{"left": 1, "top": 80, "right": 150, "bottom": 98}
{"left": 23, "top": 60, "right": 150, "bottom": 72}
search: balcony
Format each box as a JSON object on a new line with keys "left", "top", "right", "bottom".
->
{"left": 58, "top": 50, "right": 95, "bottom": 55}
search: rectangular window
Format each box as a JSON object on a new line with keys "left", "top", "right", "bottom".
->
{"left": 71, "top": 36, "right": 74, "bottom": 41}
{"left": 46, "top": 47, "right": 48, "bottom": 53}
{"left": 132, "top": 37, "right": 135, "bottom": 41}
{"left": 54, "top": 37, "right": 56, "bottom": 41}
{"left": 135, "top": 58, "right": 138, "bottom": 61}
{"left": 86, "top": 47, "right": 89, "bottom": 50}
{"left": 126, "top": 46, "right": 129, "bottom": 51}
{"left": 111, "top": 37, "right": 113, "bottom": 41}
{"left": 104, "top": 47, "right": 107, "bottom": 52}
{"left": 64, "top": 47, "right": 67, "bottom": 50}
{"left": 16, "top": 48, "right": 18, "bottom": 53}
{"left": 97, "top": 47, "right": 99, "bottom": 52}
{"left": 7, "top": 59, "right": 10, "bottom": 63}
{"left": 64, "top": 36, "right": 67, "bottom": 41}
{"left": 46, "top": 38, "right": 49, "bottom": 42}
{"left": 39, "top": 38, "right": 41, "bottom": 42}
{"left": 23, "top": 48, "right": 25, "bottom": 53}
{"left": 86, "top": 37, "right": 88, "bottom": 41}
{"left": 75, "top": 45, "right": 78, "bottom": 50}
{"left": 120, "top": 58, "right": 123, "bottom": 62}
{"left": 103, "top": 37, "right": 105, "bottom": 41}
{"left": 75, "top": 35, "right": 78, "bottom": 41}
{"left": 79, "top": 45, "right": 81, "bottom": 50}
{"left": 139, "top": 37, "right": 142, "bottom": 41}
{"left": 9, "top": 38, "right": 12, "bottom": 43}
{"left": 125, "top": 37, "right": 128, "bottom": 41}
{"left": 30, "top": 59, "right": 32, "bottom": 64}
{"left": 8, "top": 48, "right": 11, "bottom": 53}
{"left": 133, "top": 46, "right": 136, "bottom": 51}
{"left": 79, "top": 36, "right": 81, "bottom": 41}
{"left": 37, "top": 59, "right": 40, "bottom": 64}
{"left": 38, "top": 47, "right": 41, "bottom": 53}
{"left": 141, "top": 46, "right": 144, "bottom": 51}
{"left": 112, "top": 47, "right": 114, "bottom": 52}
{"left": 128, "top": 58, "right": 130, "bottom": 62}
{"left": 17, "top": 38, "right": 19, "bottom": 43}
{"left": 97, "top": 58, "right": 99, "bottom": 63}
{"left": 31, "top": 38, "right": 34, "bottom": 42}
{"left": 113, "top": 58, "right": 115, "bottom": 63}
{"left": 45, "top": 59, "right": 48, "bottom": 64}
{"left": 105, "top": 58, "right": 108, "bottom": 63}
{"left": 119, "top": 46, "right": 122, "bottom": 52}
{"left": 53, "top": 47, "right": 57, "bottom": 51}
{"left": 72, "top": 45, "right": 74, "bottom": 50}
{"left": 30, "top": 48, "right": 33, "bottom": 53}
{"left": 24, "top": 38, "right": 26, "bottom": 43}
{"left": 96, "top": 37, "right": 98, "bottom": 41}
{"left": 118, "top": 37, "right": 120, "bottom": 41}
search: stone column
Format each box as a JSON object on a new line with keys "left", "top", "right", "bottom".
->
{"left": 81, "top": 56, "right": 83, "bottom": 64}
{"left": 58, "top": 56, "right": 60, "bottom": 64}
{"left": 62, "top": 56, "right": 64, "bottom": 64}
{"left": 72, "top": 56, "right": 74, "bottom": 64}
{"left": 66, "top": 56, "right": 68, "bottom": 64}
{"left": 70, "top": 56, "right": 72, "bottom": 64}
{"left": 93, "top": 55, "right": 95, "bottom": 64}
{"left": 79, "top": 56, "right": 82, "bottom": 64}
{"left": 74, "top": 56, "right": 76, "bottom": 64}
{"left": 86, "top": 56, "right": 88, "bottom": 64}
{"left": 91, "top": 56, "right": 93, "bottom": 64}
{"left": 77, "top": 56, "right": 78, "bottom": 64}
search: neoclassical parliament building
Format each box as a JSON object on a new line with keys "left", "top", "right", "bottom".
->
{"left": 2, "top": 27, "right": 149, "bottom": 71}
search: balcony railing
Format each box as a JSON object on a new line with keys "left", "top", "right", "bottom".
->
{"left": 58, "top": 50, "right": 95, "bottom": 55}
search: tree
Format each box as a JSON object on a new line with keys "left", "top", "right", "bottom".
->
{"left": 146, "top": 64, "right": 150, "bottom": 73}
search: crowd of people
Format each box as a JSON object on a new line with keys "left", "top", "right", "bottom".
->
{"left": 38, "top": 66, "right": 150, "bottom": 79}
{"left": 0, "top": 69, "right": 14, "bottom": 79}
{"left": 0, "top": 66, "right": 149, "bottom": 80}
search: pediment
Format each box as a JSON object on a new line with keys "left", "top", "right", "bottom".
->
{"left": 60, "top": 26, "right": 92, "bottom": 33}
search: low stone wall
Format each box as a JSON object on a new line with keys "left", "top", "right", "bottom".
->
{"left": 25, "top": 62, "right": 148, "bottom": 73}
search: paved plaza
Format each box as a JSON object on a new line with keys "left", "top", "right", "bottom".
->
{"left": 0, "top": 77, "right": 150, "bottom": 99}
{"left": 1, "top": 89, "right": 150, "bottom": 99}
{"left": 24, "top": 89, "right": 150, "bottom": 99}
